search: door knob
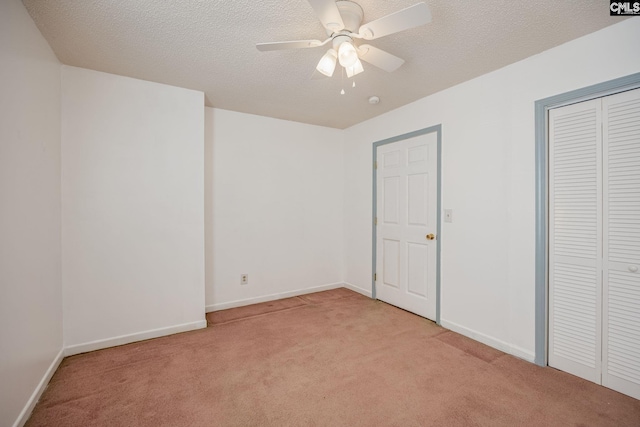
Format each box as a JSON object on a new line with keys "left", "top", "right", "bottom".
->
{"left": 426, "top": 234, "right": 435, "bottom": 240}
{"left": 630, "top": 266, "right": 639, "bottom": 273}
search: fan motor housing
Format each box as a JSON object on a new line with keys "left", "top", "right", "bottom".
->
{"left": 328, "top": 1, "right": 364, "bottom": 35}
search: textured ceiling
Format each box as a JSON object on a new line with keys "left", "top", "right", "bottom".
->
{"left": 23, "top": 0, "right": 627, "bottom": 129}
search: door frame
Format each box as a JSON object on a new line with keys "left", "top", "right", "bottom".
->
{"left": 372, "top": 124, "right": 442, "bottom": 324}
{"left": 534, "top": 72, "right": 640, "bottom": 366}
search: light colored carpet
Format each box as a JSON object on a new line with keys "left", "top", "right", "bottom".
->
{"left": 26, "top": 289, "right": 640, "bottom": 426}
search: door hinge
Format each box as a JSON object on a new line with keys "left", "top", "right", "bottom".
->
{"left": 374, "top": 160, "right": 378, "bottom": 169}
{"left": 374, "top": 273, "right": 377, "bottom": 281}
{"left": 374, "top": 217, "right": 378, "bottom": 225}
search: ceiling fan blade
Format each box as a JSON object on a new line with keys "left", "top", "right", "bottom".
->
{"left": 256, "top": 40, "right": 323, "bottom": 51}
{"left": 357, "top": 44, "right": 405, "bottom": 72}
{"left": 358, "top": 2, "right": 431, "bottom": 40}
{"left": 307, "top": 0, "right": 345, "bottom": 32}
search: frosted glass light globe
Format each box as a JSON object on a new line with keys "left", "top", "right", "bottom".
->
{"left": 316, "top": 49, "right": 337, "bottom": 77}
{"left": 338, "top": 42, "right": 358, "bottom": 68}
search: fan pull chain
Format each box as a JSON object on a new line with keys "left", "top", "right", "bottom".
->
{"left": 340, "top": 67, "right": 345, "bottom": 95}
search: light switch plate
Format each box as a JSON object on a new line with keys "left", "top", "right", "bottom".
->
{"left": 444, "top": 209, "right": 453, "bottom": 223}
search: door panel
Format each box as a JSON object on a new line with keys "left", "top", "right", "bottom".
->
{"left": 408, "top": 173, "right": 428, "bottom": 226}
{"left": 602, "top": 88, "right": 640, "bottom": 399}
{"left": 383, "top": 239, "right": 400, "bottom": 288}
{"left": 407, "top": 243, "right": 428, "bottom": 297}
{"left": 376, "top": 132, "right": 437, "bottom": 320}
{"left": 383, "top": 176, "right": 400, "bottom": 224}
{"left": 548, "top": 98, "right": 602, "bottom": 383}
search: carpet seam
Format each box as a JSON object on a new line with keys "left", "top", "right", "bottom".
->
{"left": 207, "top": 301, "right": 311, "bottom": 326}
{"left": 209, "top": 293, "right": 362, "bottom": 326}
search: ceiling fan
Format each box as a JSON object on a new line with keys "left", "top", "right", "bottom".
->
{"left": 256, "top": 0, "right": 432, "bottom": 79}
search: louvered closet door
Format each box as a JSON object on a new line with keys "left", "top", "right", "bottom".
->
{"left": 602, "top": 88, "right": 640, "bottom": 400}
{"left": 548, "top": 99, "right": 603, "bottom": 383}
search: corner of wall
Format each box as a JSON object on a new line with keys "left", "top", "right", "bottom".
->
{"left": 10, "top": 350, "right": 64, "bottom": 427}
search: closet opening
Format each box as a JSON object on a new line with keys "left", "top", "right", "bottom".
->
{"left": 534, "top": 73, "right": 640, "bottom": 400}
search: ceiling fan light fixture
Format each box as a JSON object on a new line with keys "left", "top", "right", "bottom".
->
{"left": 256, "top": 1, "right": 433, "bottom": 81}
{"left": 316, "top": 49, "right": 338, "bottom": 77}
{"left": 345, "top": 57, "right": 364, "bottom": 78}
{"left": 338, "top": 41, "right": 358, "bottom": 68}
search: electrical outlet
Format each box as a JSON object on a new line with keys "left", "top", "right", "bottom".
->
{"left": 444, "top": 209, "right": 453, "bottom": 223}
{"left": 241, "top": 274, "right": 248, "bottom": 285}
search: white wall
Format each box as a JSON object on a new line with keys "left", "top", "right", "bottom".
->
{"left": 61, "top": 66, "right": 206, "bottom": 350}
{"left": 205, "top": 108, "right": 345, "bottom": 310}
{"left": 0, "top": 1, "right": 63, "bottom": 426}
{"left": 344, "top": 19, "right": 640, "bottom": 361}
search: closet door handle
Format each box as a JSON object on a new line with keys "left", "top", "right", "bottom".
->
{"left": 629, "top": 266, "right": 638, "bottom": 273}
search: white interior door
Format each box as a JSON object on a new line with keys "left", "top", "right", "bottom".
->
{"left": 376, "top": 132, "right": 437, "bottom": 320}
{"left": 549, "top": 87, "right": 640, "bottom": 400}
{"left": 602, "top": 88, "right": 640, "bottom": 400}
{"left": 548, "top": 98, "right": 603, "bottom": 383}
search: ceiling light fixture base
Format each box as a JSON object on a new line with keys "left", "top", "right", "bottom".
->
{"left": 332, "top": 34, "right": 353, "bottom": 50}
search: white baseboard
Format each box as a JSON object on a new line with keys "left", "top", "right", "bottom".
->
{"left": 343, "top": 282, "right": 373, "bottom": 298}
{"left": 508, "top": 344, "right": 536, "bottom": 363}
{"left": 205, "top": 282, "right": 349, "bottom": 312}
{"left": 64, "top": 320, "right": 207, "bottom": 356}
{"left": 12, "top": 348, "right": 64, "bottom": 427}
{"left": 440, "top": 318, "right": 535, "bottom": 363}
